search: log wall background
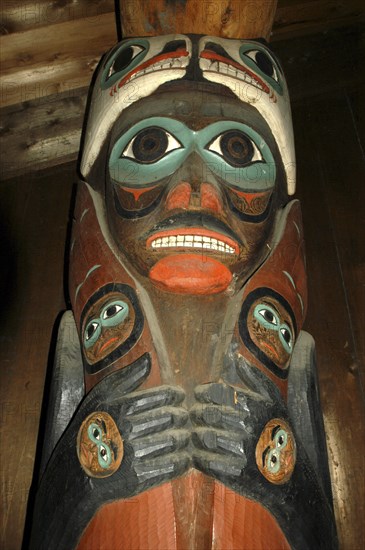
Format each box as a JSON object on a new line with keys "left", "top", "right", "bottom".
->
{"left": 0, "top": 0, "right": 364, "bottom": 180}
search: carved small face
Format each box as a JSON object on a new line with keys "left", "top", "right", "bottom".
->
{"left": 248, "top": 297, "right": 295, "bottom": 370}
{"left": 77, "top": 412, "right": 123, "bottom": 478}
{"left": 255, "top": 419, "right": 296, "bottom": 484}
{"left": 82, "top": 292, "right": 135, "bottom": 364}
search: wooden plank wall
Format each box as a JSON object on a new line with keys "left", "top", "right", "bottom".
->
{"left": 1, "top": 0, "right": 364, "bottom": 180}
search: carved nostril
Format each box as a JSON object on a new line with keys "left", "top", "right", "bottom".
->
{"left": 165, "top": 182, "right": 191, "bottom": 210}
{"left": 201, "top": 183, "right": 223, "bottom": 214}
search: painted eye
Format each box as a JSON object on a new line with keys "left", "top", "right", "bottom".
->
{"left": 279, "top": 324, "right": 293, "bottom": 354}
{"left": 245, "top": 50, "right": 279, "bottom": 82}
{"left": 122, "top": 127, "right": 182, "bottom": 164}
{"left": 100, "top": 300, "right": 129, "bottom": 328}
{"left": 86, "top": 322, "right": 99, "bottom": 340}
{"left": 258, "top": 308, "right": 277, "bottom": 325}
{"left": 267, "top": 449, "right": 280, "bottom": 474}
{"left": 107, "top": 45, "right": 146, "bottom": 80}
{"left": 207, "top": 130, "right": 262, "bottom": 167}
{"left": 102, "top": 304, "right": 124, "bottom": 320}
{"left": 92, "top": 427, "right": 101, "bottom": 440}
{"left": 99, "top": 445, "right": 108, "bottom": 461}
{"left": 274, "top": 429, "right": 288, "bottom": 449}
{"left": 280, "top": 327, "right": 292, "bottom": 346}
{"left": 84, "top": 320, "right": 101, "bottom": 348}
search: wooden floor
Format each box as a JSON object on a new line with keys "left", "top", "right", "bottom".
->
{"left": 0, "top": 25, "right": 364, "bottom": 550}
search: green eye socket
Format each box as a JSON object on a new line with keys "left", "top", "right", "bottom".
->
{"left": 207, "top": 130, "right": 262, "bottom": 167}
{"left": 87, "top": 422, "right": 112, "bottom": 469}
{"left": 84, "top": 320, "right": 101, "bottom": 349}
{"left": 101, "top": 39, "right": 149, "bottom": 89}
{"left": 239, "top": 44, "right": 283, "bottom": 95}
{"left": 267, "top": 449, "right": 280, "bottom": 474}
{"left": 274, "top": 429, "right": 288, "bottom": 449}
{"left": 100, "top": 300, "right": 129, "bottom": 328}
{"left": 254, "top": 304, "right": 279, "bottom": 328}
{"left": 122, "top": 127, "right": 182, "bottom": 164}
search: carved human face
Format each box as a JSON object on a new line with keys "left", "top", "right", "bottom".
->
{"left": 105, "top": 89, "right": 284, "bottom": 294}
{"left": 255, "top": 418, "right": 296, "bottom": 484}
{"left": 77, "top": 412, "right": 123, "bottom": 478}
{"left": 248, "top": 297, "right": 295, "bottom": 369}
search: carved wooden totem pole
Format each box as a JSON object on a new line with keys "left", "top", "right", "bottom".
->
{"left": 30, "top": 2, "right": 337, "bottom": 548}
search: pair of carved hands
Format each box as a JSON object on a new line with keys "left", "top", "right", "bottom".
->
{"left": 73, "top": 352, "right": 289, "bottom": 497}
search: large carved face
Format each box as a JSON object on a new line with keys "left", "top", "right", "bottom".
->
{"left": 81, "top": 35, "right": 295, "bottom": 295}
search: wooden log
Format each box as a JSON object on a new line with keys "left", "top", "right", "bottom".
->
{"left": 0, "top": 0, "right": 114, "bottom": 35}
{"left": 119, "top": 0, "right": 278, "bottom": 40}
{"left": 0, "top": 13, "right": 116, "bottom": 108}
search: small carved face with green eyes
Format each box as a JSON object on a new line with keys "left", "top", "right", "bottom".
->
{"left": 248, "top": 297, "right": 295, "bottom": 370}
{"left": 77, "top": 412, "right": 124, "bottom": 478}
{"left": 82, "top": 293, "right": 135, "bottom": 365}
{"left": 255, "top": 418, "right": 296, "bottom": 484}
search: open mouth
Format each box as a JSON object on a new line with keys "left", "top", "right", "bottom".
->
{"left": 146, "top": 228, "right": 240, "bottom": 255}
{"left": 200, "top": 50, "right": 270, "bottom": 95}
{"left": 117, "top": 49, "right": 190, "bottom": 90}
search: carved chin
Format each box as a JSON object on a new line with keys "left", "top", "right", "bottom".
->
{"left": 149, "top": 254, "right": 232, "bottom": 294}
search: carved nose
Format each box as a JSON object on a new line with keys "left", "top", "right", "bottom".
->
{"left": 165, "top": 182, "right": 223, "bottom": 214}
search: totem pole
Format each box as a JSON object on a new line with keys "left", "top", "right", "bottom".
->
{"left": 30, "top": 2, "right": 337, "bottom": 548}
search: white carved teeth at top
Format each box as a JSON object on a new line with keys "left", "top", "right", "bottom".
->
{"left": 150, "top": 235, "right": 236, "bottom": 254}
{"left": 200, "top": 58, "right": 263, "bottom": 90}
{"left": 127, "top": 58, "right": 186, "bottom": 83}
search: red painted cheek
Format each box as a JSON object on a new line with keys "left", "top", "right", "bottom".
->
{"left": 201, "top": 183, "right": 223, "bottom": 213}
{"left": 165, "top": 182, "right": 191, "bottom": 210}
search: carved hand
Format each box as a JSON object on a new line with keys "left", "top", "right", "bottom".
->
{"left": 30, "top": 355, "right": 190, "bottom": 549}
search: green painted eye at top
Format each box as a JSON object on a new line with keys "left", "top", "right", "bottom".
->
{"left": 109, "top": 117, "right": 276, "bottom": 192}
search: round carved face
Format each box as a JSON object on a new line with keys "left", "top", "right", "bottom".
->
{"left": 105, "top": 90, "right": 285, "bottom": 295}
{"left": 82, "top": 292, "right": 135, "bottom": 365}
{"left": 248, "top": 296, "right": 295, "bottom": 370}
{"left": 255, "top": 418, "right": 296, "bottom": 484}
{"left": 77, "top": 412, "right": 123, "bottom": 478}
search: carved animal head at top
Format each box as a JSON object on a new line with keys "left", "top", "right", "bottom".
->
{"left": 80, "top": 35, "right": 295, "bottom": 295}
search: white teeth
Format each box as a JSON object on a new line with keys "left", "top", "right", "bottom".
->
{"left": 201, "top": 58, "right": 263, "bottom": 90}
{"left": 126, "top": 57, "right": 187, "bottom": 84}
{"left": 150, "top": 235, "right": 236, "bottom": 254}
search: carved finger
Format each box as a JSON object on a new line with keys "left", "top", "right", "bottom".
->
{"left": 190, "top": 403, "right": 249, "bottom": 433}
{"left": 125, "top": 406, "right": 189, "bottom": 440}
{"left": 129, "top": 429, "right": 190, "bottom": 460}
{"left": 192, "top": 428, "right": 247, "bottom": 461}
{"left": 120, "top": 385, "right": 186, "bottom": 416}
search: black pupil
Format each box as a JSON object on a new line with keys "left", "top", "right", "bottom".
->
{"left": 113, "top": 46, "right": 139, "bottom": 73}
{"left": 264, "top": 310, "right": 275, "bottom": 323}
{"left": 93, "top": 428, "right": 100, "bottom": 439}
{"left": 87, "top": 324, "right": 97, "bottom": 339}
{"left": 282, "top": 329, "right": 290, "bottom": 343}
{"left": 278, "top": 436, "right": 284, "bottom": 445}
{"left": 255, "top": 51, "right": 274, "bottom": 78}
{"left": 132, "top": 128, "right": 169, "bottom": 163}
{"left": 272, "top": 455, "right": 277, "bottom": 464}
{"left": 100, "top": 448, "right": 106, "bottom": 457}
{"left": 220, "top": 131, "right": 254, "bottom": 166}
{"left": 106, "top": 305, "right": 118, "bottom": 318}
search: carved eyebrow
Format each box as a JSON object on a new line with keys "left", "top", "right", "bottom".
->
{"left": 271, "top": 425, "right": 281, "bottom": 440}
{"left": 262, "top": 446, "right": 271, "bottom": 467}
